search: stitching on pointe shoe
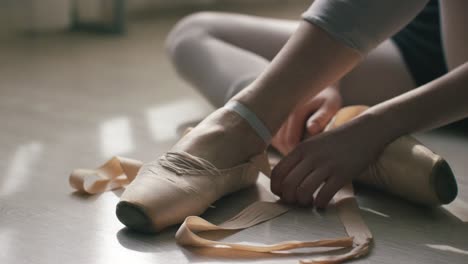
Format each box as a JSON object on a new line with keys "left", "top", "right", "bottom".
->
{"left": 366, "top": 163, "right": 388, "bottom": 189}
{"left": 159, "top": 151, "right": 222, "bottom": 176}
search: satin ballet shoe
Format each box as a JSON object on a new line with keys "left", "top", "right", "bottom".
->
{"left": 116, "top": 101, "right": 274, "bottom": 233}
{"left": 116, "top": 151, "right": 271, "bottom": 233}
{"left": 327, "top": 106, "right": 458, "bottom": 206}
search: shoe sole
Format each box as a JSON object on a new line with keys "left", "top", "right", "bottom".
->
{"left": 116, "top": 201, "right": 156, "bottom": 233}
{"left": 433, "top": 158, "right": 458, "bottom": 204}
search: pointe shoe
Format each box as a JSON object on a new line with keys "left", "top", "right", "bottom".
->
{"left": 327, "top": 106, "right": 458, "bottom": 206}
{"left": 116, "top": 151, "right": 271, "bottom": 233}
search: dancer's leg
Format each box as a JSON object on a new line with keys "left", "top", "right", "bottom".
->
{"left": 165, "top": 13, "right": 417, "bottom": 169}
{"left": 166, "top": 12, "right": 298, "bottom": 107}
{"left": 165, "top": 13, "right": 300, "bottom": 168}
{"left": 165, "top": 20, "right": 359, "bottom": 169}
{"left": 339, "top": 40, "right": 416, "bottom": 106}
{"left": 440, "top": 0, "right": 468, "bottom": 70}
{"left": 117, "top": 12, "right": 448, "bottom": 232}
{"left": 167, "top": 12, "right": 415, "bottom": 115}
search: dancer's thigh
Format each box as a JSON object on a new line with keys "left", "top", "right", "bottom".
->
{"left": 190, "top": 14, "right": 415, "bottom": 106}
{"left": 339, "top": 40, "right": 416, "bottom": 106}
{"left": 172, "top": 12, "right": 299, "bottom": 60}
{"left": 170, "top": 13, "right": 415, "bottom": 107}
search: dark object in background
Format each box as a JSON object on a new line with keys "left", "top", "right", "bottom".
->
{"left": 392, "top": 0, "right": 447, "bottom": 87}
{"left": 71, "top": 0, "right": 125, "bottom": 34}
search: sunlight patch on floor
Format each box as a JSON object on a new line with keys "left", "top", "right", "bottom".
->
{"left": 146, "top": 98, "right": 212, "bottom": 142}
{"left": 0, "top": 141, "right": 43, "bottom": 196}
{"left": 99, "top": 117, "right": 135, "bottom": 158}
{"left": 426, "top": 244, "right": 468, "bottom": 256}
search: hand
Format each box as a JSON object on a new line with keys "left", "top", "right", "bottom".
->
{"left": 270, "top": 113, "right": 387, "bottom": 208}
{"left": 271, "top": 86, "right": 342, "bottom": 155}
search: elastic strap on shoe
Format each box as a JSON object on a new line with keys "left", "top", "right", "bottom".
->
{"left": 224, "top": 101, "right": 272, "bottom": 144}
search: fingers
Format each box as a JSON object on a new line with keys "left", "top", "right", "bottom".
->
{"left": 272, "top": 145, "right": 330, "bottom": 206}
{"left": 315, "top": 176, "right": 345, "bottom": 209}
{"left": 296, "top": 168, "right": 328, "bottom": 206}
{"left": 273, "top": 156, "right": 337, "bottom": 208}
{"left": 306, "top": 103, "right": 339, "bottom": 136}
{"left": 272, "top": 97, "right": 326, "bottom": 155}
{"left": 271, "top": 115, "right": 300, "bottom": 155}
{"left": 280, "top": 161, "right": 314, "bottom": 203}
{"left": 270, "top": 147, "right": 303, "bottom": 196}
{"left": 284, "top": 114, "right": 302, "bottom": 153}
{"left": 271, "top": 127, "right": 288, "bottom": 155}
{"left": 283, "top": 99, "right": 323, "bottom": 153}
{"left": 272, "top": 145, "right": 346, "bottom": 209}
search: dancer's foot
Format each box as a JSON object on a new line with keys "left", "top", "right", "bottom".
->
{"left": 171, "top": 106, "right": 268, "bottom": 169}
{"left": 117, "top": 103, "right": 271, "bottom": 233}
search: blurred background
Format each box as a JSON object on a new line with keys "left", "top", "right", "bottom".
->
{"left": 0, "top": 0, "right": 309, "bottom": 161}
{"left": 0, "top": 0, "right": 305, "bottom": 34}
{"left": 1, "top": 2, "right": 467, "bottom": 264}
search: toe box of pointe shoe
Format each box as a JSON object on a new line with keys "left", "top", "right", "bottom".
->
{"left": 433, "top": 158, "right": 458, "bottom": 205}
{"left": 116, "top": 201, "right": 157, "bottom": 233}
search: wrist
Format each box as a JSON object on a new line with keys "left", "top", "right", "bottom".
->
{"left": 360, "top": 106, "right": 404, "bottom": 146}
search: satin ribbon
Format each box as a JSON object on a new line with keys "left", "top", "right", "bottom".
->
{"left": 69, "top": 104, "right": 466, "bottom": 263}
{"left": 69, "top": 153, "right": 467, "bottom": 264}
{"left": 70, "top": 155, "right": 374, "bottom": 263}
{"left": 70, "top": 156, "right": 142, "bottom": 194}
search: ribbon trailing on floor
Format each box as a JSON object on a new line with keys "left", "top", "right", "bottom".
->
{"left": 69, "top": 105, "right": 467, "bottom": 263}
{"left": 70, "top": 155, "right": 373, "bottom": 264}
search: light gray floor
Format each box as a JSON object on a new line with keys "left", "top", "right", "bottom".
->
{"left": 1, "top": 2, "right": 467, "bottom": 264}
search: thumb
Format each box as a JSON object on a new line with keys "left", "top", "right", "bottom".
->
{"left": 282, "top": 98, "right": 323, "bottom": 151}
{"left": 306, "top": 104, "right": 338, "bottom": 136}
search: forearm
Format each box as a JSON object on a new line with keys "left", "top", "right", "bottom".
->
{"left": 231, "top": 0, "right": 429, "bottom": 135}
{"left": 367, "top": 61, "right": 468, "bottom": 142}
{"left": 232, "top": 21, "right": 360, "bottom": 134}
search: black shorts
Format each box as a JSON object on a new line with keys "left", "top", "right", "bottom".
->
{"left": 391, "top": 0, "right": 447, "bottom": 86}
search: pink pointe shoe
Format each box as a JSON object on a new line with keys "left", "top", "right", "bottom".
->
{"left": 116, "top": 101, "right": 273, "bottom": 233}
{"left": 327, "top": 106, "right": 458, "bottom": 206}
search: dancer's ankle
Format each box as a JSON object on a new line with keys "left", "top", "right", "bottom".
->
{"left": 171, "top": 106, "right": 267, "bottom": 168}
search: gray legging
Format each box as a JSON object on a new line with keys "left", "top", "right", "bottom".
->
{"left": 165, "top": 12, "right": 415, "bottom": 109}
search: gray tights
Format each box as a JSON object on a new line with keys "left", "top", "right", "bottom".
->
{"left": 165, "top": 12, "right": 415, "bottom": 108}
